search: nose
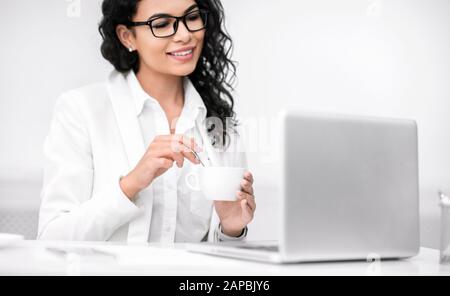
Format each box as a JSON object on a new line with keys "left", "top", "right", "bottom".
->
{"left": 173, "top": 20, "right": 192, "bottom": 43}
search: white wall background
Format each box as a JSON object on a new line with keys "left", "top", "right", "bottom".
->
{"left": 0, "top": 0, "right": 449, "bottom": 248}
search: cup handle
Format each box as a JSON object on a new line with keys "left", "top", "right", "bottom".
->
{"left": 185, "top": 172, "right": 201, "bottom": 191}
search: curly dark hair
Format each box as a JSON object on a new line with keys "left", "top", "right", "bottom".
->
{"left": 98, "top": 0, "right": 238, "bottom": 147}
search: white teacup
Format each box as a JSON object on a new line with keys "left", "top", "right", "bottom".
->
{"left": 185, "top": 167, "right": 246, "bottom": 201}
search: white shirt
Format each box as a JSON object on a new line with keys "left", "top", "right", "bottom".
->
{"left": 127, "top": 72, "right": 247, "bottom": 243}
{"left": 37, "top": 70, "right": 248, "bottom": 243}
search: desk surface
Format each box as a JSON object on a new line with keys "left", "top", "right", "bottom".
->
{"left": 0, "top": 240, "right": 449, "bottom": 276}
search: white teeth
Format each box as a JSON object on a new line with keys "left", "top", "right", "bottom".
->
{"left": 170, "top": 49, "right": 193, "bottom": 56}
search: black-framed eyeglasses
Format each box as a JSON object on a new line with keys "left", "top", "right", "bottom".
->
{"left": 128, "top": 9, "right": 209, "bottom": 38}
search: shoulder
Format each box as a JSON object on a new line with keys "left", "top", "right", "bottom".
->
{"left": 57, "top": 81, "right": 109, "bottom": 108}
{"left": 52, "top": 83, "right": 108, "bottom": 126}
{"left": 56, "top": 70, "right": 129, "bottom": 110}
{"left": 54, "top": 71, "right": 122, "bottom": 116}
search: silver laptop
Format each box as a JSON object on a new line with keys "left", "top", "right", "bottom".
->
{"left": 186, "top": 110, "right": 420, "bottom": 263}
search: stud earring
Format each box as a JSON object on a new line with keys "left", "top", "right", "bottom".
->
{"left": 128, "top": 47, "right": 134, "bottom": 52}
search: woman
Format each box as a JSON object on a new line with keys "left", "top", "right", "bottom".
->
{"left": 37, "top": 0, "right": 256, "bottom": 243}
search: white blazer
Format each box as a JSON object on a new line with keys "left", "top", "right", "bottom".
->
{"left": 38, "top": 70, "right": 247, "bottom": 243}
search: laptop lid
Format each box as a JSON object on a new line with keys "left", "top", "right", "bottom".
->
{"left": 279, "top": 111, "right": 420, "bottom": 262}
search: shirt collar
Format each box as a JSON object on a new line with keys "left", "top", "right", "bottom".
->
{"left": 126, "top": 70, "right": 207, "bottom": 122}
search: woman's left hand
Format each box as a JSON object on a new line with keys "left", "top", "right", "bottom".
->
{"left": 214, "top": 171, "right": 256, "bottom": 237}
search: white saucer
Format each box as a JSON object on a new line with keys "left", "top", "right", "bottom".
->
{"left": 0, "top": 233, "right": 24, "bottom": 248}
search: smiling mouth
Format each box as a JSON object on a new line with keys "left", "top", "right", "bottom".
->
{"left": 168, "top": 49, "right": 194, "bottom": 56}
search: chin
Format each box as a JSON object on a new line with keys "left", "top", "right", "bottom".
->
{"left": 169, "top": 64, "right": 197, "bottom": 77}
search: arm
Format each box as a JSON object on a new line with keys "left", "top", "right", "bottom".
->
{"left": 215, "top": 224, "right": 248, "bottom": 242}
{"left": 210, "top": 126, "right": 255, "bottom": 242}
{"left": 38, "top": 93, "right": 140, "bottom": 241}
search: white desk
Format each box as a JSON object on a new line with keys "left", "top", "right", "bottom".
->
{"left": 0, "top": 240, "right": 449, "bottom": 276}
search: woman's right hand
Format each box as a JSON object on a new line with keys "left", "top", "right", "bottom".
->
{"left": 119, "top": 134, "right": 201, "bottom": 200}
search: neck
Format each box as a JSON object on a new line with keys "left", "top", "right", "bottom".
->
{"left": 135, "top": 66, "right": 184, "bottom": 107}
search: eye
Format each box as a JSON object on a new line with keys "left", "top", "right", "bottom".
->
{"left": 152, "top": 21, "right": 170, "bottom": 29}
{"left": 187, "top": 12, "right": 201, "bottom": 21}
{"left": 151, "top": 17, "right": 171, "bottom": 29}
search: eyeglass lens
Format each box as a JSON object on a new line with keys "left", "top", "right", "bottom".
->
{"left": 151, "top": 11, "right": 206, "bottom": 37}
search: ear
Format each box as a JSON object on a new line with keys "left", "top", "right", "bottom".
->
{"left": 116, "top": 25, "right": 136, "bottom": 51}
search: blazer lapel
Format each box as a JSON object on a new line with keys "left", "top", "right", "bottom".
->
{"left": 107, "top": 71, "right": 154, "bottom": 243}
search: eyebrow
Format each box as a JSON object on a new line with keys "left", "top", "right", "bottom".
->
{"left": 148, "top": 4, "right": 199, "bottom": 20}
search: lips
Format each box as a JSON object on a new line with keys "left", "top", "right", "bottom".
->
{"left": 167, "top": 46, "right": 195, "bottom": 56}
{"left": 168, "top": 49, "right": 193, "bottom": 57}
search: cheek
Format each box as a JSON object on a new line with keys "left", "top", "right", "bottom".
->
{"left": 138, "top": 37, "right": 170, "bottom": 66}
{"left": 195, "top": 32, "right": 205, "bottom": 52}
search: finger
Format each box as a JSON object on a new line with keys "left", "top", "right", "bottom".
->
{"left": 181, "top": 150, "right": 200, "bottom": 165}
{"left": 179, "top": 135, "right": 202, "bottom": 152}
{"left": 168, "top": 141, "right": 191, "bottom": 153}
{"left": 172, "top": 151, "right": 184, "bottom": 168}
{"left": 190, "top": 136, "right": 202, "bottom": 152}
{"left": 236, "top": 191, "right": 255, "bottom": 211}
{"left": 149, "top": 139, "right": 186, "bottom": 155}
{"left": 171, "top": 134, "right": 184, "bottom": 144}
{"left": 155, "top": 158, "right": 174, "bottom": 169}
{"left": 240, "top": 179, "right": 254, "bottom": 195}
{"left": 246, "top": 195, "right": 256, "bottom": 211}
{"left": 154, "top": 134, "right": 174, "bottom": 142}
{"left": 167, "top": 137, "right": 198, "bottom": 156}
{"left": 241, "top": 199, "right": 254, "bottom": 222}
{"left": 147, "top": 143, "right": 171, "bottom": 158}
{"left": 152, "top": 136, "right": 200, "bottom": 166}
{"left": 161, "top": 146, "right": 184, "bottom": 168}
{"left": 244, "top": 171, "right": 254, "bottom": 185}
{"left": 169, "top": 142, "right": 199, "bottom": 165}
